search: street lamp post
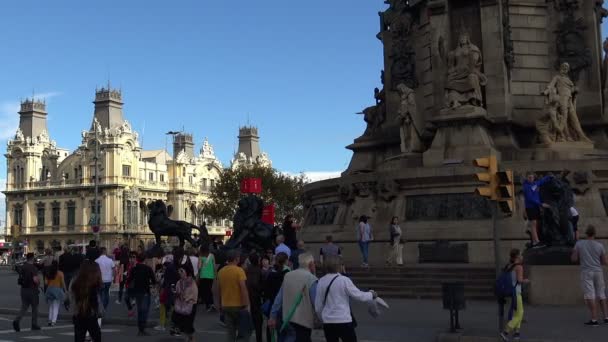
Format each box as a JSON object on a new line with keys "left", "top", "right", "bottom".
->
{"left": 93, "top": 120, "right": 101, "bottom": 242}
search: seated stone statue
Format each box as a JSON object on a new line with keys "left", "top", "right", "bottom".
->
{"left": 537, "top": 63, "right": 592, "bottom": 144}
{"left": 444, "top": 31, "right": 487, "bottom": 109}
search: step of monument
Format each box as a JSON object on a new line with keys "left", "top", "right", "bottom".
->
{"left": 354, "top": 283, "right": 493, "bottom": 292}
{"left": 347, "top": 274, "right": 495, "bottom": 283}
{"left": 378, "top": 291, "right": 495, "bottom": 300}
{"left": 346, "top": 267, "right": 495, "bottom": 275}
{"left": 346, "top": 272, "right": 495, "bottom": 279}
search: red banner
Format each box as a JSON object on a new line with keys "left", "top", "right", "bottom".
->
{"left": 262, "top": 204, "right": 275, "bottom": 225}
{"left": 240, "top": 178, "right": 262, "bottom": 194}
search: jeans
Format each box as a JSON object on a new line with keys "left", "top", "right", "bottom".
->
{"left": 117, "top": 280, "right": 126, "bottom": 302}
{"left": 223, "top": 307, "right": 250, "bottom": 342}
{"left": 323, "top": 323, "right": 357, "bottom": 342}
{"left": 48, "top": 300, "right": 60, "bottom": 323}
{"left": 358, "top": 241, "right": 370, "bottom": 264}
{"left": 15, "top": 288, "right": 39, "bottom": 327}
{"left": 134, "top": 293, "right": 151, "bottom": 332}
{"left": 74, "top": 315, "right": 101, "bottom": 342}
{"left": 100, "top": 282, "right": 111, "bottom": 311}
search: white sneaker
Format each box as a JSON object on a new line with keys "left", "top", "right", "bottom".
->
{"left": 153, "top": 325, "right": 165, "bottom": 331}
{"left": 115, "top": 300, "right": 121, "bottom": 305}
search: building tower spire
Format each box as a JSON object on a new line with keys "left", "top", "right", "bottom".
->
{"left": 92, "top": 84, "right": 124, "bottom": 130}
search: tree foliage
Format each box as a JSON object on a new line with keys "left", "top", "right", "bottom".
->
{"left": 202, "top": 164, "right": 306, "bottom": 225}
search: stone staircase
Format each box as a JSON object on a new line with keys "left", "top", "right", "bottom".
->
{"left": 343, "top": 265, "right": 496, "bottom": 300}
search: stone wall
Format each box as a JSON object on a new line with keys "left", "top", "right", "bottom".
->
{"left": 509, "top": 0, "right": 550, "bottom": 127}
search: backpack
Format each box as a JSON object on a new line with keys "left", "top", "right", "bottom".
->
{"left": 495, "top": 264, "right": 519, "bottom": 299}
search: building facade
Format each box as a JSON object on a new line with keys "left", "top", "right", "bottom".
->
{"left": 3, "top": 87, "right": 228, "bottom": 252}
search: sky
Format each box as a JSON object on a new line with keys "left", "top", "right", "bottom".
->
{"left": 0, "top": 1, "right": 390, "bottom": 229}
{"left": 1, "top": 2, "right": 608, "bottom": 229}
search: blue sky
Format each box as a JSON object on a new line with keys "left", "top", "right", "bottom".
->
{"left": 0, "top": 1, "right": 386, "bottom": 178}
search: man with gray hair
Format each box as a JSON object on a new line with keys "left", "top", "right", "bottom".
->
{"left": 572, "top": 225, "right": 608, "bottom": 326}
{"left": 269, "top": 252, "right": 318, "bottom": 342}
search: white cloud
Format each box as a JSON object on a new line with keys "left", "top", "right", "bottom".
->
{"left": 284, "top": 171, "right": 342, "bottom": 183}
{"left": 0, "top": 92, "right": 62, "bottom": 140}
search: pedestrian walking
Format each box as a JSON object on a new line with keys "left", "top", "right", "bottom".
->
{"left": 262, "top": 252, "right": 289, "bottom": 342}
{"left": 172, "top": 265, "right": 198, "bottom": 342}
{"left": 85, "top": 240, "right": 101, "bottom": 261}
{"left": 123, "top": 252, "right": 137, "bottom": 317}
{"left": 282, "top": 215, "right": 300, "bottom": 251}
{"left": 386, "top": 216, "right": 403, "bottom": 266}
{"left": 95, "top": 247, "right": 115, "bottom": 325}
{"left": 13, "top": 253, "right": 41, "bottom": 332}
{"left": 45, "top": 261, "right": 66, "bottom": 326}
{"left": 130, "top": 253, "right": 156, "bottom": 336}
{"left": 500, "top": 249, "right": 529, "bottom": 341}
{"left": 356, "top": 215, "right": 373, "bottom": 267}
{"left": 275, "top": 235, "right": 292, "bottom": 258}
{"left": 315, "top": 255, "right": 377, "bottom": 342}
{"left": 71, "top": 261, "right": 103, "bottom": 342}
{"left": 571, "top": 225, "right": 608, "bottom": 326}
{"left": 215, "top": 249, "right": 251, "bottom": 342}
{"left": 290, "top": 240, "right": 307, "bottom": 270}
{"left": 41, "top": 248, "right": 55, "bottom": 292}
{"left": 269, "top": 252, "right": 318, "bottom": 342}
{"left": 198, "top": 243, "right": 217, "bottom": 311}
{"left": 319, "top": 236, "right": 341, "bottom": 265}
{"left": 154, "top": 262, "right": 168, "bottom": 332}
{"left": 246, "top": 253, "right": 264, "bottom": 342}
{"left": 61, "top": 247, "right": 84, "bottom": 291}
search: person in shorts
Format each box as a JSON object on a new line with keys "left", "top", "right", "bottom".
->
{"left": 522, "top": 172, "right": 552, "bottom": 248}
{"left": 571, "top": 225, "right": 608, "bottom": 326}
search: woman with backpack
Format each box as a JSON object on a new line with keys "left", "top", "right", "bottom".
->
{"left": 172, "top": 265, "right": 198, "bottom": 342}
{"left": 45, "top": 261, "right": 66, "bottom": 326}
{"left": 500, "top": 249, "right": 530, "bottom": 341}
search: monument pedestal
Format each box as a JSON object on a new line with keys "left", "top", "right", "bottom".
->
{"left": 423, "top": 106, "right": 498, "bottom": 166}
{"left": 524, "top": 247, "right": 585, "bottom": 305}
{"left": 516, "top": 142, "right": 596, "bottom": 161}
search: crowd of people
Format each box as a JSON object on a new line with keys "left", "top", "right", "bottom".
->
{"left": 11, "top": 214, "right": 383, "bottom": 342}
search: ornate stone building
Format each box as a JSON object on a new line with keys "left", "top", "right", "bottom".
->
{"left": 3, "top": 87, "right": 227, "bottom": 252}
{"left": 230, "top": 126, "right": 272, "bottom": 169}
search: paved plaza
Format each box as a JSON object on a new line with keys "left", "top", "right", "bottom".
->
{"left": 0, "top": 267, "right": 605, "bottom": 341}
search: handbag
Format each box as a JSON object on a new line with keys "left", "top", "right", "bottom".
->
{"left": 173, "top": 281, "right": 193, "bottom": 315}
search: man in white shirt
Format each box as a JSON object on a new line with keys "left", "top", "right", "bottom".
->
{"left": 274, "top": 235, "right": 291, "bottom": 258}
{"left": 95, "top": 247, "right": 115, "bottom": 314}
{"left": 315, "top": 255, "right": 376, "bottom": 341}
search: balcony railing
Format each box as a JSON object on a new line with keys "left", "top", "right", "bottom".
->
{"left": 5, "top": 177, "right": 215, "bottom": 195}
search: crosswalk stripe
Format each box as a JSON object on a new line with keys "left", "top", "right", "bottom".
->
{"left": 22, "top": 337, "right": 52, "bottom": 340}
{"left": 0, "top": 324, "right": 72, "bottom": 334}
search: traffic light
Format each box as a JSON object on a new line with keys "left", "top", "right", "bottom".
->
{"left": 496, "top": 170, "right": 515, "bottom": 214}
{"left": 473, "top": 156, "right": 497, "bottom": 200}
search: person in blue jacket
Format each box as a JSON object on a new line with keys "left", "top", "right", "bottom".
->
{"left": 522, "top": 172, "right": 552, "bottom": 248}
